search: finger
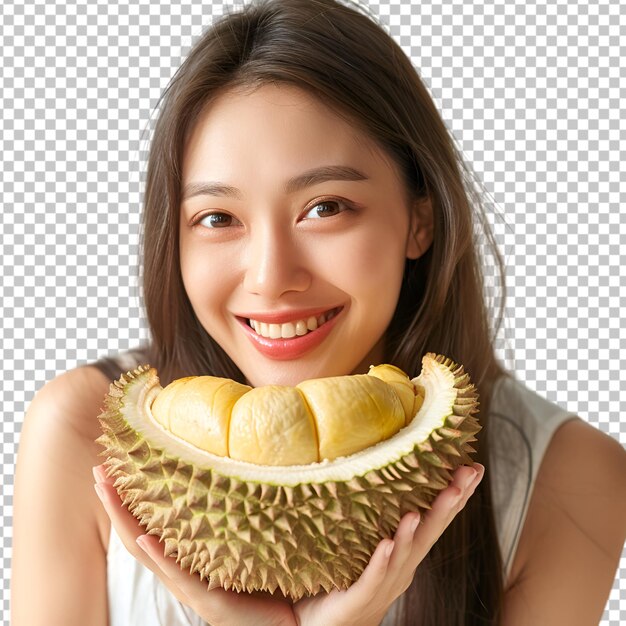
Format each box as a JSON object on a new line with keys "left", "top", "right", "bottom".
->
{"left": 92, "top": 463, "right": 108, "bottom": 483}
{"left": 366, "top": 512, "right": 421, "bottom": 599}
{"left": 387, "top": 512, "right": 421, "bottom": 572}
{"left": 342, "top": 537, "right": 395, "bottom": 600}
{"left": 468, "top": 462, "right": 485, "bottom": 491}
{"left": 410, "top": 464, "right": 484, "bottom": 562}
{"left": 135, "top": 533, "right": 209, "bottom": 597}
{"left": 459, "top": 463, "right": 485, "bottom": 508}
{"left": 427, "top": 463, "right": 483, "bottom": 524}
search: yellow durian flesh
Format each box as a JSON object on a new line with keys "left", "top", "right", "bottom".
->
{"left": 152, "top": 376, "right": 250, "bottom": 456}
{"left": 151, "top": 366, "right": 416, "bottom": 465}
{"left": 150, "top": 376, "right": 196, "bottom": 429}
{"left": 296, "top": 374, "right": 405, "bottom": 460}
{"left": 367, "top": 364, "right": 417, "bottom": 425}
{"left": 229, "top": 386, "right": 319, "bottom": 465}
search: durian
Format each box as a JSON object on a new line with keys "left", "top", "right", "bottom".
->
{"left": 96, "top": 352, "right": 480, "bottom": 600}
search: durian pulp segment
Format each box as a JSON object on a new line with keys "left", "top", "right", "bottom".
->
{"left": 229, "top": 386, "right": 320, "bottom": 465}
{"left": 367, "top": 364, "right": 416, "bottom": 425}
{"left": 119, "top": 357, "right": 457, "bottom": 487}
{"left": 296, "top": 375, "right": 405, "bottom": 461}
{"left": 151, "top": 377, "right": 250, "bottom": 457}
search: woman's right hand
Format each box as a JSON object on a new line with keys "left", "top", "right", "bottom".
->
{"left": 93, "top": 462, "right": 483, "bottom": 626}
{"left": 93, "top": 464, "right": 297, "bottom": 626}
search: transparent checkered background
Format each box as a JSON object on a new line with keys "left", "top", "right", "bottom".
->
{"left": 2, "top": 0, "right": 624, "bottom": 623}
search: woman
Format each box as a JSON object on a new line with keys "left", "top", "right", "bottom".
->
{"left": 12, "top": 1, "right": 626, "bottom": 624}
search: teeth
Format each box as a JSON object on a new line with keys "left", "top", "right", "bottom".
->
{"left": 249, "top": 308, "right": 338, "bottom": 339}
{"left": 282, "top": 322, "right": 297, "bottom": 339}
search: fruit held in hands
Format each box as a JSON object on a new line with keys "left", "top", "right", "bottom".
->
{"left": 97, "top": 353, "right": 480, "bottom": 600}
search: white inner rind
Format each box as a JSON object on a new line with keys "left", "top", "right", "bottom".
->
{"left": 120, "top": 359, "right": 456, "bottom": 486}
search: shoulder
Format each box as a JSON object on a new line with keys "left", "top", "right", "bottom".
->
{"left": 539, "top": 417, "right": 626, "bottom": 486}
{"left": 504, "top": 418, "right": 626, "bottom": 623}
{"left": 19, "top": 364, "right": 113, "bottom": 542}
{"left": 28, "top": 365, "right": 112, "bottom": 430}
{"left": 532, "top": 419, "right": 626, "bottom": 538}
{"left": 531, "top": 419, "right": 626, "bottom": 538}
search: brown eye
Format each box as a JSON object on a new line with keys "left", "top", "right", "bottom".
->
{"left": 195, "top": 212, "right": 238, "bottom": 228}
{"left": 303, "top": 200, "right": 346, "bottom": 219}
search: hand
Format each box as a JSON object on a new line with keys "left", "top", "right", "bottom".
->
{"left": 292, "top": 463, "right": 485, "bottom": 626}
{"left": 93, "top": 462, "right": 484, "bottom": 626}
{"left": 93, "top": 464, "right": 295, "bottom": 626}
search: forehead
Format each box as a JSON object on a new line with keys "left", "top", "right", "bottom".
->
{"left": 182, "top": 83, "right": 397, "bottom": 177}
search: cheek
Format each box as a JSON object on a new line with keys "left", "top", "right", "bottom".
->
{"left": 321, "top": 225, "right": 407, "bottom": 301}
{"left": 179, "top": 241, "right": 230, "bottom": 318}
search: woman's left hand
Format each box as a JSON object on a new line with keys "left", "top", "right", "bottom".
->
{"left": 93, "top": 462, "right": 484, "bottom": 626}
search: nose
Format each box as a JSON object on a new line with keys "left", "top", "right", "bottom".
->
{"left": 242, "top": 222, "right": 312, "bottom": 298}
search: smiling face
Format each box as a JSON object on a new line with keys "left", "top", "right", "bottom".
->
{"left": 179, "top": 83, "right": 432, "bottom": 387}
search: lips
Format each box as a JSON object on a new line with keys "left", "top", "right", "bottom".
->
{"left": 235, "top": 306, "right": 345, "bottom": 360}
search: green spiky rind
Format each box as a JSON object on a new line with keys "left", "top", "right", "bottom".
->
{"left": 96, "top": 353, "right": 480, "bottom": 600}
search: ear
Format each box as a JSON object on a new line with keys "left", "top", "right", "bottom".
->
{"left": 406, "top": 196, "right": 434, "bottom": 260}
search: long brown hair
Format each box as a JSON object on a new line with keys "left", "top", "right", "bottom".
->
{"left": 139, "top": 0, "right": 508, "bottom": 623}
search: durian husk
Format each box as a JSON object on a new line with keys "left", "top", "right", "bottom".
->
{"left": 96, "top": 353, "right": 480, "bottom": 601}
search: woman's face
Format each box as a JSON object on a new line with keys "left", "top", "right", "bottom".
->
{"left": 179, "top": 83, "right": 431, "bottom": 387}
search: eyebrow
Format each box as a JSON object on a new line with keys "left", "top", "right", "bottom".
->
{"left": 181, "top": 165, "right": 369, "bottom": 201}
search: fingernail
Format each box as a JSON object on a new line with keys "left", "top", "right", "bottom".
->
{"left": 92, "top": 465, "right": 105, "bottom": 483}
{"left": 136, "top": 535, "right": 148, "bottom": 551}
{"left": 470, "top": 464, "right": 485, "bottom": 488}
{"left": 385, "top": 541, "right": 395, "bottom": 559}
{"left": 94, "top": 483, "right": 105, "bottom": 501}
{"left": 410, "top": 514, "right": 420, "bottom": 534}
{"left": 462, "top": 468, "right": 478, "bottom": 490}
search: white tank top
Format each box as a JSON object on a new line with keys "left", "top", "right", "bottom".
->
{"left": 93, "top": 348, "right": 579, "bottom": 626}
